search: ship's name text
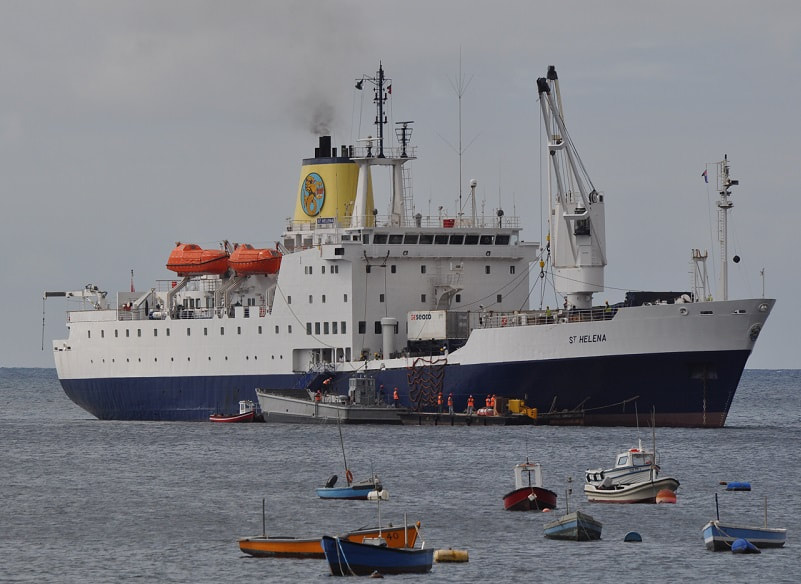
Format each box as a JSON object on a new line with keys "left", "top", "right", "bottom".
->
{"left": 568, "top": 333, "right": 607, "bottom": 344}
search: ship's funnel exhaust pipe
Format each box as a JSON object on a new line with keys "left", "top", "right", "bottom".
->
{"left": 381, "top": 317, "right": 397, "bottom": 359}
{"left": 314, "top": 136, "right": 332, "bottom": 158}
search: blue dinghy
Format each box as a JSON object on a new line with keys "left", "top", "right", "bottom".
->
{"left": 322, "top": 535, "right": 434, "bottom": 576}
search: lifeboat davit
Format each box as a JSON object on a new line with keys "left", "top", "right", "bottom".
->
{"left": 166, "top": 243, "right": 229, "bottom": 277}
{"left": 228, "top": 244, "right": 282, "bottom": 275}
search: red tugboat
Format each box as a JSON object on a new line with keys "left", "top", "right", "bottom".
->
{"left": 502, "top": 459, "right": 558, "bottom": 511}
{"left": 209, "top": 400, "right": 257, "bottom": 423}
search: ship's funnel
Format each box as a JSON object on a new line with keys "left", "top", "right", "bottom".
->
{"left": 292, "top": 136, "right": 374, "bottom": 227}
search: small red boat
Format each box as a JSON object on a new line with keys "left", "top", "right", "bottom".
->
{"left": 166, "top": 242, "right": 229, "bottom": 276}
{"left": 502, "top": 459, "right": 558, "bottom": 511}
{"left": 209, "top": 400, "right": 257, "bottom": 423}
{"left": 228, "top": 243, "right": 282, "bottom": 275}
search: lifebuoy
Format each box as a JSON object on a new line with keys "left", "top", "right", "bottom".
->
{"left": 345, "top": 469, "right": 354, "bottom": 484}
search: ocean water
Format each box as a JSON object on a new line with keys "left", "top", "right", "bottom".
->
{"left": 1, "top": 368, "right": 799, "bottom": 583}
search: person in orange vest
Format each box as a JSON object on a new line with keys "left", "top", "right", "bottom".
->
{"left": 437, "top": 390, "right": 443, "bottom": 413}
{"left": 490, "top": 394, "right": 497, "bottom": 414}
{"left": 393, "top": 387, "right": 399, "bottom": 408}
{"left": 485, "top": 395, "right": 491, "bottom": 409}
{"left": 314, "top": 389, "right": 322, "bottom": 403}
{"left": 467, "top": 395, "right": 475, "bottom": 415}
{"left": 447, "top": 392, "right": 454, "bottom": 415}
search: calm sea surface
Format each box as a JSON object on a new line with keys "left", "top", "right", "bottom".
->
{"left": 1, "top": 368, "right": 799, "bottom": 583}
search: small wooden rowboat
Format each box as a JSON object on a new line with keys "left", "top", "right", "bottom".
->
{"left": 239, "top": 522, "right": 421, "bottom": 558}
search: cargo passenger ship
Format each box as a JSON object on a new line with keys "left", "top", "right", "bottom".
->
{"left": 46, "top": 64, "right": 773, "bottom": 426}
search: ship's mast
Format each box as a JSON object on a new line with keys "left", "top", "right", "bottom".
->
{"left": 536, "top": 66, "right": 606, "bottom": 309}
{"left": 716, "top": 155, "right": 737, "bottom": 301}
{"left": 352, "top": 64, "right": 416, "bottom": 228}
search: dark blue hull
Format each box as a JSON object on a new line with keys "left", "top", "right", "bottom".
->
{"left": 321, "top": 536, "right": 433, "bottom": 576}
{"left": 60, "top": 349, "right": 750, "bottom": 426}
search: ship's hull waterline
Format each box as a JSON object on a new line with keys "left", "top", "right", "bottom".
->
{"left": 58, "top": 345, "right": 754, "bottom": 427}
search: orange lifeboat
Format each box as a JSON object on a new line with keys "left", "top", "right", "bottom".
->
{"left": 228, "top": 243, "right": 282, "bottom": 275}
{"left": 166, "top": 243, "right": 229, "bottom": 276}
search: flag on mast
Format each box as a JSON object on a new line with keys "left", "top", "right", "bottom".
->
{"left": 701, "top": 169, "right": 708, "bottom": 183}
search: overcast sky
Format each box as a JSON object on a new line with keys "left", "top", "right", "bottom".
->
{"left": 2, "top": 0, "right": 799, "bottom": 369}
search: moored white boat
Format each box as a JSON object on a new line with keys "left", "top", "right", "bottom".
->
{"left": 585, "top": 431, "right": 679, "bottom": 503}
{"left": 584, "top": 477, "right": 680, "bottom": 504}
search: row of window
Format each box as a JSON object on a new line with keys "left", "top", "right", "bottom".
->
{"left": 88, "top": 324, "right": 295, "bottom": 339}
{"left": 287, "top": 294, "right": 348, "bottom": 304}
{"left": 370, "top": 233, "right": 511, "bottom": 245}
{"left": 304, "top": 265, "right": 341, "bottom": 275}
{"left": 306, "top": 321, "right": 348, "bottom": 335}
{"left": 367, "top": 264, "right": 515, "bottom": 275}
{"left": 89, "top": 354, "right": 286, "bottom": 365}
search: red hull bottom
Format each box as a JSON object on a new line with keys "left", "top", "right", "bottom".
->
{"left": 502, "top": 487, "right": 558, "bottom": 511}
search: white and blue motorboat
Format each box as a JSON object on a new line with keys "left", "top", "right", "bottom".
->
{"left": 316, "top": 475, "right": 386, "bottom": 501}
{"left": 585, "top": 440, "right": 658, "bottom": 487}
{"left": 584, "top": 432, "right": 680, "bottom": 503}
{"left": 316, "top": 408, "right": 388, "bottom": 501}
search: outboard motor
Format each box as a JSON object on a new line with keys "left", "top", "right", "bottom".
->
{"left": 325, "top": 474, "right": 338, "bottom": 488}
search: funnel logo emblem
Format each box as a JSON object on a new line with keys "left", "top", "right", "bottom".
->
{"left": 301, "top": 172, "right": 326, "bottom": 216}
